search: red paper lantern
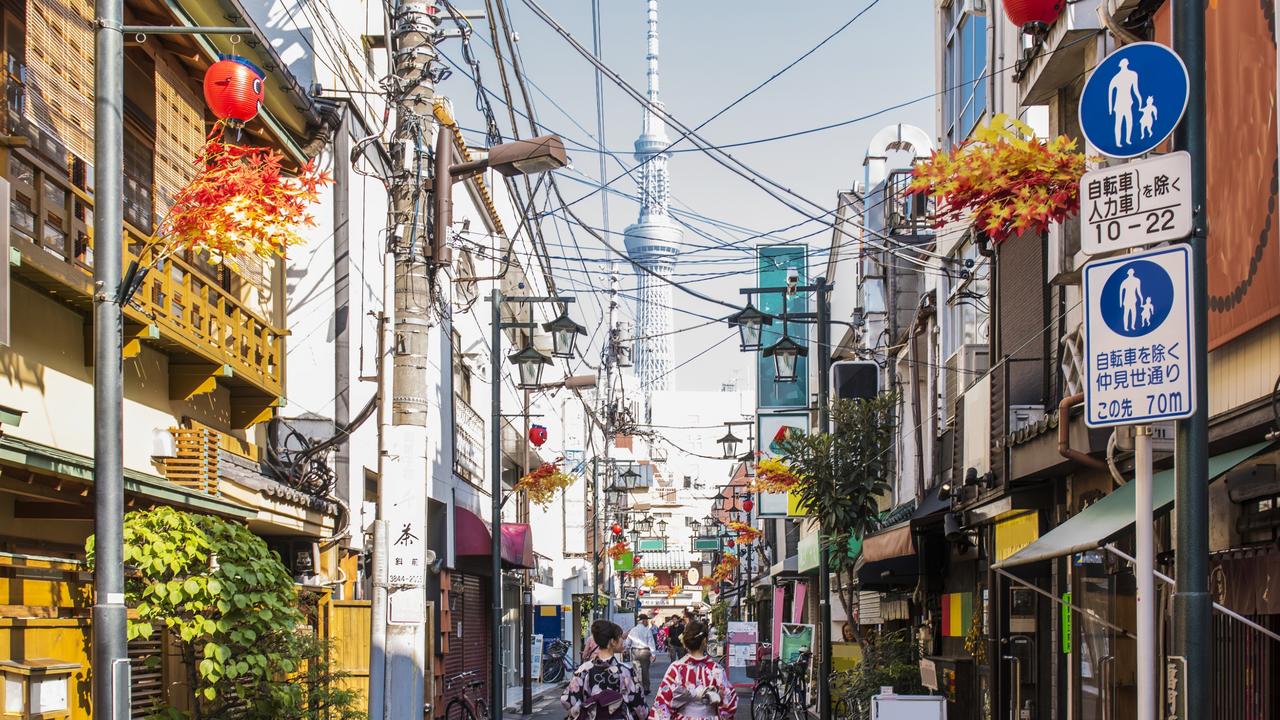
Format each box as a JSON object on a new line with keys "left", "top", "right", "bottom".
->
{"left": 204, "top": 55, "right": 266, "bottom": 126}
{"left": 611, "top": 523, "right": 622, "bottom": 535}
{"left": 529, "top": 424, "right": 548, "bottom": 447}
{"left": 633, "top": 554, "right": 642, "bottom": 563}
{"left": 1003, "top": 0, "right": 1064, "bottom": 29}
{"left": 742, "top": 498, "right": 754, "bottom": 512}
{"left": 726, "top": 539, "right": 736, "bottom": 548}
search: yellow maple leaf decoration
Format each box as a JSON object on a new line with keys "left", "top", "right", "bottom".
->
{"left": 908, "top": 114, "right": 1089, "bottom": 243}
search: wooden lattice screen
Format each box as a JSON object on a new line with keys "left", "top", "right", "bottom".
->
{"left": 163, "top": 427, "right": 220, "bottom": 495}
{"left": 25, "top": 0, "right": 94, "bottom": 161}
{"left": 154, "top": 53, "right": 204, "bottom": 218}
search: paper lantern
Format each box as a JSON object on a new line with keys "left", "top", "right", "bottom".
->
{"left": 529, "top": 424, "right": 548, "bottom": 447}
{"left": 726, "top": 539, "right": 736, "bottom": 548}
{"left": 1003, "top": 0, "right": 1064, "bottom": 28}
{"left": 611, "top": 523, "right": 622, "bottom": 535}
{"left": 742, "top": 498, "right": 754, "bottom": 512}
{"left": 204, "top": 55, "right": 265, "bottom": 125}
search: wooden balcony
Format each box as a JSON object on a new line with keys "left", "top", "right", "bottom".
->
{"left": 4, "top": 147, "right": 284, "bottom": 427}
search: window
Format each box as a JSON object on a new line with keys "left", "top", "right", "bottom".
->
{"left": 944, "top": 4, "right": 988, "bottom": 147}
{"left": 2, "top": 0, "right": 25, "bottom": 135}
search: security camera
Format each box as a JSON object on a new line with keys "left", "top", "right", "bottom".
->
{"left": 786, "top": 267, "right": 800, "bottom": 294}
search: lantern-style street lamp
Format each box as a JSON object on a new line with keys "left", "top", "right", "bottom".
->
{"left": 543, "top": 310, "right": 588, "bottom": 359}
{"left": 509, "top": 344, "right": 553, "bottom": 389}
{"left": 657, "top": 518, "right": 669, "bottom": 535}
{"left": 635, "top": 515, "right": 654, "bottom": 534}
{"left": 727, "top": 301, "right": 773, "bottom": 351}
{"left": 718, "top": 429, "right": 742, "bottom": 460}
{"left": 621, "top": 465, "right": 643, "bottom": 489}
{"left": 762, "top": 334, "right": 808, "bottom": 383}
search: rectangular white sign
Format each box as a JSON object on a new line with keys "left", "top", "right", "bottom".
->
{"left": 1080, "top": 151, "right": 1192, "bottom": 255}
{"left": 1084, "top": 244, "right": 1196, "bottom": 427}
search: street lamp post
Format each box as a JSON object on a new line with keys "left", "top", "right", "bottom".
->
{"left": 736, "top": 277, "right": 833, "bottom": 720}
{"left": 488, "top": 291, "right": 578, "bottom": 720}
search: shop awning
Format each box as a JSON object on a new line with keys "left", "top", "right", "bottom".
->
{"left": 856, "top": 554, "right": 919, "bottom": 591}
{"left": 861, "top": 523, "right": 915, "bottom": 563}
{"left": 995, "top": 441, "right": 1272, "bottom": 569}
{"left": 911, "top": 485, "right": 951, "bottom": 525}
{"left": 454, "top": 506, "right": 534, "bottom": 569}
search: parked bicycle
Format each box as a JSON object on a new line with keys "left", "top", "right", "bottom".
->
{"left": 444, "top": 670, "right": 490, "bottom": 720}
{"left": 750, "top": 649, "right": 812, "bottom": 720}
{"left": 541, "top": 638, "right": 577, "bottom": 683}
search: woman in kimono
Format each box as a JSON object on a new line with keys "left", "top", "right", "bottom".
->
{"left": 648, "top": 620, "right": 738, "bottom": 720}
{"left": 562, "top": 620, "right": 649, "bottom": 720}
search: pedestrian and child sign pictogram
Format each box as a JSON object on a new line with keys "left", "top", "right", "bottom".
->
{"left": 1080, "top": 151, "right": 1192, "bottom": 255}
{"left": 1079, "top": 42, "right": 1189, "bottom": 158}
{"left": 1084, "top": 244, "right": 1196, "bottom": 427}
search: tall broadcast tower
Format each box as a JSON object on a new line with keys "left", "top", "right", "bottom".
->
{"left": 624, "top": 0, "right": 682, "bottom": 395}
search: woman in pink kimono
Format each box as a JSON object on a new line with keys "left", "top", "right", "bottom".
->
{"left": 649, "top": 620, "right": 738, "bottom": 720}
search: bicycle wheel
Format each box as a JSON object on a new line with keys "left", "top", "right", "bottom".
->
{"left": 542, "top": 660, "right": 564, "bottom": 683}
{"left": 474, "top": 699, "right": 489, "bottom": 720}
{"left": 750, "top": 684, "right": 784, "bottom": 720}
{"left": 445, "top": 699, "right": 475, "bottom": 720}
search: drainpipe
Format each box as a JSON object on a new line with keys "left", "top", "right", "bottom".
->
{"left": 1057, "top": 393, "right": 1107, "bottom": 470}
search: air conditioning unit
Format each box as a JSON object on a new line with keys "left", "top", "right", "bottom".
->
{"left": 1009, "top": 405, "right": 1047, "bottom": 434}
{"left": 945, "top": 344, "right": 990, "bottom": 426}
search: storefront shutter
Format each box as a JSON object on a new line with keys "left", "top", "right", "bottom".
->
{"left": 25, "top": 0, "right": 94, "bottom": 162}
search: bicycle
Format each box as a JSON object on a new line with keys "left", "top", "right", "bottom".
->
{"left": 541, "top": 638, "right": 576, "bottom": 683}
{"left": 443, "top": 670, "right": 490, "bottom": 720}
{"left": 829, "top": 668, "right": 858, "bottom": 720}
{"left": 750, "top": 649, "right": 812, "bottom": 720}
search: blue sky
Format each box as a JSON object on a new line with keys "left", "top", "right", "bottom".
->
{"left": 436, "top": 0, "right": 937, "bottom": 391}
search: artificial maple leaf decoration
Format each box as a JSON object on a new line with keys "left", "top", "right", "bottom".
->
{"left": 908, "top": 114, "right": 1088, "bottom": 243}
{"left": 514, "top": 460, "right": 576, "bottom": 507}
{"left": 156, "top": 121, "right": 332, "bottom": 266}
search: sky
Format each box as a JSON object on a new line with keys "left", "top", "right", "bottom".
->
{"left": 435, "top": 0, "right": 937, "bottom": 396}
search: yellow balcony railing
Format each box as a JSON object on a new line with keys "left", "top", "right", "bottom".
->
{"left": 5, "top": 147, "right": 284, "bottom": 424}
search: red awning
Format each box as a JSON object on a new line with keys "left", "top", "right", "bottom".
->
{"left": 455, "top": 506, "right": 534, "bottom": 569}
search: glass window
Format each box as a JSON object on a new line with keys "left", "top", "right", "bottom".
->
{"left": 945, "top": 8, "right": 988, "bottom": 147}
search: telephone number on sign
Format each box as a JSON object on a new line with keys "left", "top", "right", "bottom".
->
{"left": 1095, "top": 391, "right": 1186, "bottom": 422}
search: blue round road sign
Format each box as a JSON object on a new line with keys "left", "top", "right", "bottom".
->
{"left": 1079, "top": 42, "right": 1189, "bottom": 159}
{"left": 1099, "top": 259, "right": 1174, "bottom": 338}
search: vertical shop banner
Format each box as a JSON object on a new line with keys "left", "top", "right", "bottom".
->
{"left": 772, "top": 586, "right": 785, "bottom": 658}
{"left": 757, "top": 246, "right": 810, "bottom": 408}
{"left": 755, "top": 413, "right": 809, "bottom": 517}
{"left": 791, "top": 582, "right": 808, "bottom": 624}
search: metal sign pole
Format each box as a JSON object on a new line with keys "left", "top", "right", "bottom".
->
{"left": 1135, "top": 425, "right": 1155, "bottom": 720}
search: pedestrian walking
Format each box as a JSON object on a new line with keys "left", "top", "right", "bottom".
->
{"left": 563, "top": 620, "right": 649, "bottom": 720}
{"left": 648, "top": 620, "right": 738, "bottom": 720}
{"left": 626, "top": 613, "right": 658, "bottom": 694}
{"left": 667, "top": 615, "right": 686, "bottom": 661}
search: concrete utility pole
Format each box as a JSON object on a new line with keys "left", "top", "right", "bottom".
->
{"left": 371, "top": 0, "right": 439, "bottom": 717}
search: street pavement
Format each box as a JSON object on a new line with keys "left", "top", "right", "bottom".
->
{"left": 514, "top": 654, "right": 754, "bottom": 720}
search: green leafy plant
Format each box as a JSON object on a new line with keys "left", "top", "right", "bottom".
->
{"left": 779, "top": 395, "right": 897, "bottom": 631}
{"left": 841, "top": 629, "right": 925, "bottom": 720}
{"left": 86, "top": 507, "right": 359, "bottom": 719}
{"left": 709, "top": 599, "right": 728, "bottom": 646}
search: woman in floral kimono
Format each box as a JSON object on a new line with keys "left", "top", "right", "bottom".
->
{"left": 648, "top": 620, "right": 738, "bottom": 720}
{"left": 562, "top": 620, "right": 649, "bottom": 720}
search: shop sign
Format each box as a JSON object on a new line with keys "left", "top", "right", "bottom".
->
{"left": 1166, "top": 656, "right": 1187, "bottom": 720}
{"left": 919, "top": 658, "right": 938, "bottom": 690}
{"left": 994, "top": 512, "right": 1040, "bottom": 563}
{"left": 1061, "top": 592, "right": 1073, "bottom": 654}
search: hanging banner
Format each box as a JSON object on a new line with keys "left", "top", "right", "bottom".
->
{"left": 757, "top": 246, "right": 810, "bottom": 408}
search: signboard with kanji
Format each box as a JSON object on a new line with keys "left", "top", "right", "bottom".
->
{"left": 1084, "top": 245, "right": 1196, "bottom": 427}
{"left": 1080, "top": 152, "right": 1192, "bottom": 255}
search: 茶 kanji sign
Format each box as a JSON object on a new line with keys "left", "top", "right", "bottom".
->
{"left": 1084, "top": 245, "right": 1196, "bottom": 427}
{"left": 1080, "top": 152, "right": 1192, "bottom": 255}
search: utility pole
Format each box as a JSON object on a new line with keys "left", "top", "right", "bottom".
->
{"left": 1173, "top": 2, "right": 1210, "bottom": 719}
{"left": 372, "top": 0, "right": 439, "bottom": 717}
{"left": 92, "top": 2, "right": 128, "bottom": 717}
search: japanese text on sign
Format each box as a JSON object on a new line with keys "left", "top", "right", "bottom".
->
{"left": 1081, "top": 152, "right": 1192, "bottom": 255}
{"left": 1084, "top": 244, "right": 1196, "bottom": 427}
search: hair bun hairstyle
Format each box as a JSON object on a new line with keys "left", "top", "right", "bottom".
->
{"left": 682, "top": 619, "right": 709, "bottom": 651}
